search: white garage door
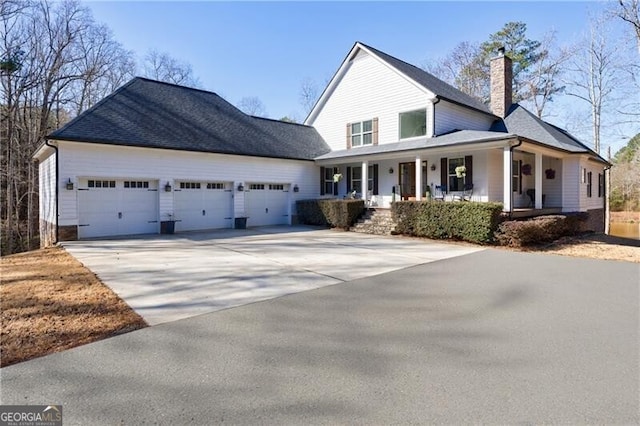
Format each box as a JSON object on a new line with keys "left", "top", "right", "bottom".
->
{"left": 174, "top": 181, "right": 233, "bottom": 232}
{"left": 78, "top": 179, "right": 159, "bottom": 239}
{"left": 245, "top": 183, "right": 289, "bottom": 227}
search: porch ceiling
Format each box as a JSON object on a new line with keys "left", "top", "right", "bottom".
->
{"left": 315, "top": 130, "right": 517, "bottom": 164}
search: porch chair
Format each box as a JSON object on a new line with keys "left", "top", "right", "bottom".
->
{"left": 526, "top": 189, "right": 535, "bottom": 207}
{"left": 433, "top": 185, "right": 447, "bottom": 201}
{"left": 462, "top": 183, "right": 473, "bottom": 201}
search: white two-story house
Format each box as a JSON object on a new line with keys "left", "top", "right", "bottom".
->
{"left": 34, "top": 41, "right": 608, "bottom": 245}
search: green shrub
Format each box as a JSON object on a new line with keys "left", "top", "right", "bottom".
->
{"left": 391, "top": 201, "right": 503, "bottom": 244}
{"left": 495, "top": 213, "right": 588, "bottom": 247}
{"left": 296, "top": 199, "right": 365, "bottom": 230}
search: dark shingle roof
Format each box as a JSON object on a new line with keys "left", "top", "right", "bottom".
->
{"left": 495, "top": 104, "right": 599, "bottom": 155}
{"left": 48, "top": 78, "right": 330, "bottom": 160}
{"left": 360, "top": 42, "right": 493, "bottom": 115}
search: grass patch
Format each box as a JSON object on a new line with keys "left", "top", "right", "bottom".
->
{"left": 1, "top": 247, "right": 147, "bottom": 367}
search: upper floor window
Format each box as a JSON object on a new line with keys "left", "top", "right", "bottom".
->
{"left": 399, "top": 109, "right": 427, "bottom": 139}
{"left": 351, "top": 120, "right": 373, "bottom": 147}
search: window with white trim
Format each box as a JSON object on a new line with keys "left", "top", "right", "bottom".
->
{"left": 124, "top": 181, "right": 150, "bottom": 189}
{"left": 88, "top": 180, "right": 116, "bottom": 188}
{"left": 351, "top": 120, "right": 373, "bottom": 147}
{"left": 448, "top": 158, "right": 465, "bottom": 191}
{"left": 350, "top": 165, "right": 374, "bottom": 194}
{"left": 399, "top": 109, "right": 427, "bottom": 139}
{"left": 206, "top": 182, "right": 224, "bottom": 189}
{"left": 512, "top": 160, "right": 520, "bottom": 193}
{"left": 323, "top": 167, "right": 335, "bottom": 195}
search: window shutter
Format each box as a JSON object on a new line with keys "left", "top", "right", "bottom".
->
{"left": 333, "top": 167, "right": 339, "bottom": 196}
{"left": 373, "top": 164, "right": 379, "bottom": 195}
{"left": 440, "top": 158, "right": 447, "bottom": 190}
{"left": 373, "top": 117, "right": 379, "bottom": 146}
{"left": 320, "top": 167, "right": 326, "bottom": 195}
{"left": 464, "top": 155, "right": 473, "bottom": 185}
{"left": 346, "top": 123, "right": 352, "bottom": 149}
{"left": 598, "top": 173, "right": 603, "bottom": 197}
{"left": 518, "top": 160, "right": 523, "bottom": 194}
{"left": 346, "top": 167, "right": 352, "bottom": 192}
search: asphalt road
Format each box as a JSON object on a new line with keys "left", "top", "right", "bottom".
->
{"left": 1, "top": 249, "right": 638, "bottom": 424}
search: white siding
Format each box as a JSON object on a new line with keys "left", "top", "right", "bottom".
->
{"left": 434, "top": 100, "right": 495, "bottom": 136}
{"left": 310, "top": 50, "right": 434, "bottom": 151}
{"left": 562, "top": 157, "right": 580, "bottom": 212}
{"left": 487, "top": 148, "right": 504, "bottom": 203}
{"left": 57, "top": 142, "right": 320, "bottom": 227}
{"left": 39, "top": 152, "right": 56, "bottom": 224}
{"left": 579, "top": 159, "right": 606, "bottom": 211}
{"left": 542, "top": 156, "right": 562, "bottom": 207}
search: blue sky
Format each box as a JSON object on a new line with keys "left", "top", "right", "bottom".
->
{"left": 87, "top": 1, "right": 634, "bottom": 152}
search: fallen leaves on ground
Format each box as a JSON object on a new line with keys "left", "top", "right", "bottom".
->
{"left": 1, "top": 247, "right": 147, "bottom": 367}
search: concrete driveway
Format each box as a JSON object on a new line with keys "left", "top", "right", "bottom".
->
{"left": 2, "top": 249, "right": 637, "bottom": 424}
{"left": 63, "top": 226, "right": 482, "bottom": 325}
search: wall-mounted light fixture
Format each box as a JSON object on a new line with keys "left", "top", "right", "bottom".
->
{"left": 293, "top": 184, "right": 299, "bottom": 193}
{"left": 430, "top": 163, "right": 436, "bottom": 171}
{"left": 388, "top": 167, "right": 394, "bottom": 174}
{"left": 237, "top": 183, "right": 244, "bottom": 192}
{"left": 65, "top": 178, "right": 74, "bottom": 190}
{"left": 164, "top": 182, "right": 172, "bottom": 192}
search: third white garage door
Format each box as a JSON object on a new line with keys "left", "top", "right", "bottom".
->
{"left": 245, "top": 183, "right": 289, "bottom": 227}
{"left": 174, "top": 181, "right": 233, "bottom": 232}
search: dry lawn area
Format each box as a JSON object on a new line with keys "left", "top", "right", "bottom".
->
{"left": 520, "top": 233, "right": 640, "bottom": 263}
{"left": 1, "top": 247, "right": 147, "bottom": 367}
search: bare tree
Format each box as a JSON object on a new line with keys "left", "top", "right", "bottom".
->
{"left": 143, "top": 49, "right": 200, "bottom": 87}
{"left": 564, "top": 16, "right": 622, "bottom": 154}
{"left": 1, "top": 0, "right": 139, "bottom": 254}
{"left": 236, "top": 96, "right": 267, "bottom": 116}
{"left": 615, "top": 0, "right": 640, "bottom": 53}
{"left": 424, "top": 42, "right": 487, "bottom": 102}
{"left": 520, "top": 32, "right": 571, "bottom": 118}
{"left": 299, "top": 77, "right": 319, "bottom": 116}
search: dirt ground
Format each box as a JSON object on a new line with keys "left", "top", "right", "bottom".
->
{"left": 514, "top": 233, "right": 640, "bottom": 263}
{"left": 1, "top": 247, "right": 147, "bottom": 367}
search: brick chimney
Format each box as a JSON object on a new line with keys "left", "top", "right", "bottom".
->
{"left": 490, "top": 47, "right": 513, "bottom": 118}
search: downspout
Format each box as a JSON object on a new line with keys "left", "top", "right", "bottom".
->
{"left": 44, "top": 140, "right": 59, "bottom": 243}
{"left": 431, "top": 97, "right": 441, "bottom": 137}
{"left": 508, "top": 138, "right": 523, "bottom": 219}
{"left": 604, "top": 161, "right": 613, "bottom": 234}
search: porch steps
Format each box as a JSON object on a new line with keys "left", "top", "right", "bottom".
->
{"left": 350, "top": 208, "right": 397, "bottom": 236}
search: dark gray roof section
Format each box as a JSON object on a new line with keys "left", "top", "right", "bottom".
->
{"left": 495, "top": 104, "right": 604, "bottom": 159}
{"left": 361, "top": 42, "right": 493, "bottom": 116}
{"left": 315, "top": 130, "right": 516, "bottom": 160}
{"left": 48, "top": 77, "right": 330, "bottom": 161}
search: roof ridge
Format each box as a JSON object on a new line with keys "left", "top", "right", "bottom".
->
{"left": 133, "top": 76, "right": 223, "bottom": 97}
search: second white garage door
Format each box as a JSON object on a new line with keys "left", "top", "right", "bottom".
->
{"left": 174, "top": 181, "right": 233, "bottom": 232}
{"left": 245, "top": 183, "right": 289, "bottom": 227}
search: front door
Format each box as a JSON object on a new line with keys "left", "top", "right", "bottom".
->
{"left": 399, "top": 161, "right": 428, "bottom": 200}
{"left": 399, "top": 162, "right": 415, "bottom": 200}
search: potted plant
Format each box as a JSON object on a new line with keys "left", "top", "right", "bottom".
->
{"left": 455, "top": 165, "right": 466, "bottom": 178}
{"left": 545, "top": 168, "right": 556, "bottom": 179}
{"left": 333, "top": 173, "right": 343, "bottom": 183}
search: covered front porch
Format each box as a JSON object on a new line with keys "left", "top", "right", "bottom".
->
{"left": 315, "top": 138, "right": 567, "bottom": 215}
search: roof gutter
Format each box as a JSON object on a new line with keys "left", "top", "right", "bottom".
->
{"left": 44, "top": 139, "right": 59, "bottom": 243}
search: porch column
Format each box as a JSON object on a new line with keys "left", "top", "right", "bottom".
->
{"left": 361, "top": 160, "right": 368, "bottom": 202}
{"left": 503, "top": 146, "right": 512, "bottom": 211}
{"left": 415, "top": 155, "right": 422, "bottom": 201}
{"left": 535, "top": 153, "right": 543, "bottom": 209}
